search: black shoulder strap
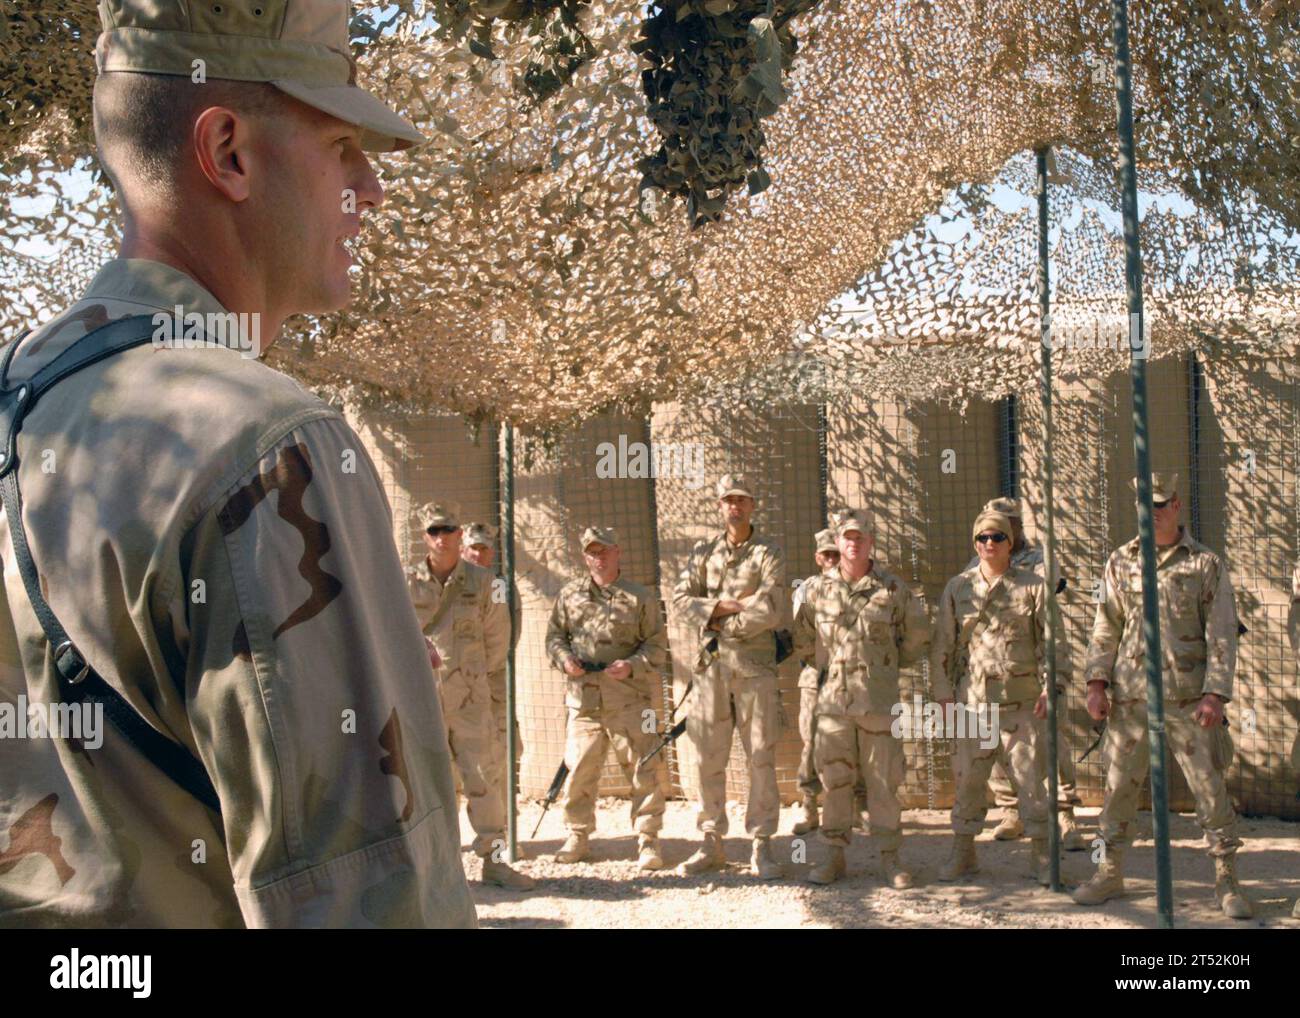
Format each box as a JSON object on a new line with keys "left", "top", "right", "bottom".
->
{"left": 0, "top": 315, "right": 221, "bottom": 814}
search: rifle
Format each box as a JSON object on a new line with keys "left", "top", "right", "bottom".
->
{"left": 531, "top": 759, "right": 570, "bottom": 838}
{"left": 1079, "top": 721, "right": 1106, "bottom": 762}
{"left": 637, "top": 682, "right": 694, "bottom": 771}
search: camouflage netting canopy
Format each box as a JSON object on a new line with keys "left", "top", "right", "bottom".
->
{"left": 1, "top": 0, "right": 1298, "bottom": 428}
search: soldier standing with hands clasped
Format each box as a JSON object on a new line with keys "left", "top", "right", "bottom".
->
{"left": 932, "top": 510, "right": 1056, "bottom": 886}
{"left": 1071, "top": 474, "right": 1252, "bottom": 919}
{"left": 794, "top": 510, "right": 930, "bottom": 887}
{"left": 408, "top": 501, "right": 534, "bottom": 891}
{"left": 545, "top": 527, "right": 669, "bottom": 870}
{"left": 672, "top": 475, "right": 786, "bottom": 879}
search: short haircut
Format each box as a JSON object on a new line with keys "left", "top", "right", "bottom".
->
{"left": 92, "top": 72, "right": 290, "bottom": 200}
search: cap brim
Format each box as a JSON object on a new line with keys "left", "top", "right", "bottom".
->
{"left": 272, "top": 79, "right": 424, "bottom": 151}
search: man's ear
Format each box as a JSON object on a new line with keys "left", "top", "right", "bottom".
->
{"left": 192, "top": 105, "right": 253, "bottom": 202}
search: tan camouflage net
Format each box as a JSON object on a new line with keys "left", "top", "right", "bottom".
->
{"left": 1, "top": 1, "right": 1297, "bottom": 428}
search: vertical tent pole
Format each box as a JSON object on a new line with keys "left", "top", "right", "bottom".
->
{"left": 502, "top": 422, "right": 519, "bottom": 862}
{"left": 1111, "top": 0, "right": 1174, "bottom": 928}
{"left": 1035, "top": 146, "right": 1062, "bottom": 892}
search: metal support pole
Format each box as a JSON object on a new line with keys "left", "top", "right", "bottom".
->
{"left": 1111, "top": 0, "right": 1174, "bottom": 928}
{"left": 1035, "top": 146, "right": 1062, "bottom": 892}
{"left": 502, "top": 422, "right": 519, "bottom": 861}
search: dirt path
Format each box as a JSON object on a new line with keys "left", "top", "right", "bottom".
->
{"left": 461, "top": 800, "right": 1299, "bottom": 929}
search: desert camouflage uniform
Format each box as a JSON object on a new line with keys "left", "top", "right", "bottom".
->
{"left": 0, "top": 259, "right": 475, "bottom": 928}
{"left": 932, "top": 563, "right": 1052, "bottom": 838}
{"left": 545, "top": 575, "right": 668, "bottom": 836}
{"left": 793, "top": 573, "right": 824, "bottom": 801}
{"left": 672, "top": 530, "right": 785, "bottom": 838}
{"left": 1085, "top": 529, "right": 1242, "bottom": 856}
{"left": 793, "top": 564, "right": 930, "bottom": 848}
{"left": 408, "top": 556, "right": 509, "bottom": 858}
{"left": 967, "top": 542, "right": 1080, "bottom": 813}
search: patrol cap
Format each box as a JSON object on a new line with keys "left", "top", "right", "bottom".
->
{"left": 1131, "top": 472, "right": 1178, "bottom": 503}
{"left": 417, "top": 500, "right": 461, "bottom": 532}
{"left": 814, "top": 528, "right": 838, "bottom": 553}
{"left": 983, "top": 496, "right": 1022, "bottom": 519}
{"left": 716, "top": 474, "right": 754, "bottom": 500}
{"left": 462, "top": 522, "right": 497, "bottom": 549}
{"left": 972, "top": 511, "right": 1013, "bottom": 542}
{"left": 580, "top": 526, "right": 617, "bottom": 549}
{"left": 834, "top": 509, "right": 874, "bottom": 537}
{"left": 94, "top": 0, "right": 424, "bottom": 152}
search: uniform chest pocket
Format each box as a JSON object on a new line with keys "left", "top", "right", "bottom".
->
{"left": 861, "top": 608, "right": 894, "bottom": 645}
{"left": 1165, "top": 573, "right": 1201, "bottom": 617}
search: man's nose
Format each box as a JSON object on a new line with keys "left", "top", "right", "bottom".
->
{"left": 353, "top": 153, "right": 385, "bottom": 211}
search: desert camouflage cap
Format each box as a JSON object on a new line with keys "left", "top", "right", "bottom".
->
{"left": 814, "top": 528, "right": 838, "bottom": 553}
{"left": 983, "top": 496, "right": 1022, "bottom": 518}
{"left": 94, "top": 0, "right": 424, "bottom": 152}
{"left": 716, "top": 473, "right": 754, "bottom": 499}
{"left": 1131, "top": 472, "right": 1179, "bottom": 503}
{"left": 417, "top": 500, "right": 461, "bottom": 531}
{"left": 462, "top": 522, "right": 496, "bottom": 548}
{"left": 580, "top": 526, "right": 617, "bottom": 548}
{"left": 972, "top": 510, "right": 1013, "bottom": 542}
{"left": 834, "top": 508, "right": 873, "bottom": 536}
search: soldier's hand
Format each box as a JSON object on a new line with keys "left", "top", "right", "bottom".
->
{"left": 562, "top": 655, "right": 587, "bottom": 677}
{"left": 711, "top": 599, "right": 744, "bottom": 619}
{"left": 425, "top": 636, "right": 441, "bottom": 670}
{"left": 1194, "top": 693, "right": 1225, "bottom": 728}
{"left": 606, "top": 659, "right": 632, "bottom": 680}
{"left": 1086, "top": 680, "right": 1110, "bottom": 721}
{"left": 1033, "top": 690, "right": 1048, "bottom": 720}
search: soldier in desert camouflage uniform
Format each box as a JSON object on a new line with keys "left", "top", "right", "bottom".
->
{"left": 933, "top": 510, "right": 1056, "bottom": 886}
{"left": 672, "top": 474, "right": 786, "bottom": 880}
{"left": 968, "top": 497, "right": 1085, "bottom": 851}
{"left": 790, "top": 527, "right": 840, "bottom": 836}
{"left": 545, "top": 527, "right": 669, "bottom": 870}
{"left": 1072, "top": 474, "right": 1252, "bottom": 919}
{"left": 408, "top": 501, "right": 533, "bottom": 890}
{"left": 461, "top": 520, "right": 523, "bottom": 796}
{"left": 0, "top": 0, "right": 475, "bottom": 928}
{"left": 793, "top": 510, "right": 930, "bottom": 887}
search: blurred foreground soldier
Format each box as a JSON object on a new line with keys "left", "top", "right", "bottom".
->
{"left": 794, "top": 511, "right": 930, "bottom": 887}
{"left": 1072, "top": 474, "right": 1251, "bottom": 919}
{"left": 545, "top": 528, "right": 668, "bottom": 870}
{"left": 461, "top": 521, "right": 523, "bottom": 793}
{"left": 408, "top": 502, "right": 533, "bottom": 890}
{"left": 790, "top": 528, "right": 840, "bottom": 836}
{"left": 0, "top": 0, "right": 475, "bottom": 927}
{"left": 933, "top": 511, "right": 1055, "bottom": 886}
{"left": 968, "top": 497, "right": 1084, "bottom": 850}
{"left": 672, "top": 475, "right": 785, "bottom": 879}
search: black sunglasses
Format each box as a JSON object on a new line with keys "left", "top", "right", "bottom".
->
{"left": 1152, "top": 499, "right": 1171, "bottom": 510}
{"left": 426, "top": 525, "right": 459, "bottom": 536}
{"left": 975, "top": 532, "right": 1009, "bottom": 544}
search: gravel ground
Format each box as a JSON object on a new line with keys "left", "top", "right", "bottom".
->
{"left": 460, "top": 799, "right": 1300, "bottom": 929}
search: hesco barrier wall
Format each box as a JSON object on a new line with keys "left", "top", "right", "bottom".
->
{"left": 353, "top": 351, "right": 1300, "bottom": 821}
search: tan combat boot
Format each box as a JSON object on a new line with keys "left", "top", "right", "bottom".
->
{"left": 677, "top": 831, "right": 725, "bottom": 876}
{"left": 1072, "top": 843, "right": 1125, "bottom": 905}
{"left": 937, "top": 834, "right": 979, "bottom": 881}
{"left": 1214, "top": 855, "right": 1254, "bottom": 920}
{"left": 792, "top": 796, "right": 820, "bottom": 835}
{"left": 554, "top": 831, "right": 589, "bottom": 864}
{"left": 637, "top": 835, "right": 664, "bottom": 872}
{"left": 482, "top": 858, "right": 536, "bottom": 890}
{"left": 751, "top": 836, "right": 783, "bottom": 880}
{"left": 993, "top": 807, "right": 1023, "bottom": 841}
{"left": 806, "top": 845, "right": 846, "bottom": 885}
{"left": 1031, "top": 837, "right": 1053, "bottom": 886}
{"left": 1059, "top": 809, "right": 1086, "bottom": 852}
{"left": 880, "top": 850, "right": 914, "bottom": 890}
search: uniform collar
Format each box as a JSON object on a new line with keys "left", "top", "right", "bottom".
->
{"left": 422, "top": 555, "right": 464, "bottom": 589}
{"left": 81, "top": 258, "right": 250, "bottom": 352}
{"left": 836, "top": 560, "right": 879, "bottom": 594}
{"left": 586, "top": 573, "right": 622, "bottom": 599}
{"left": 1124, "top": 526, "right": 1195, "bottom": 561}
